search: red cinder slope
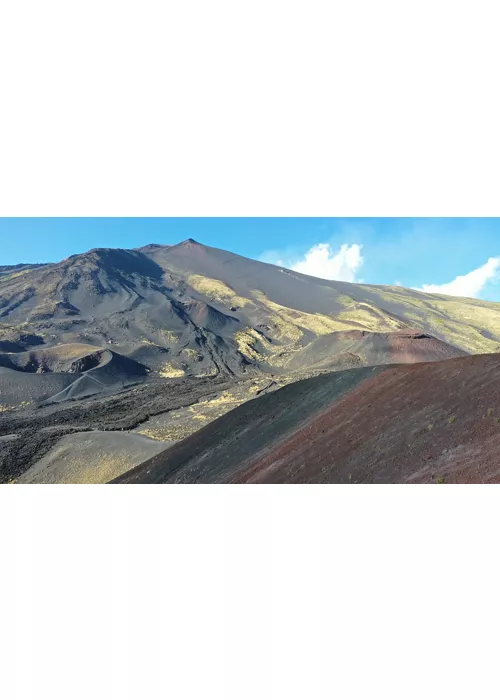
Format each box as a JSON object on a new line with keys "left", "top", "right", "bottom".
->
{"left": 235, "top": 353, "right": 500, "bottom": 484}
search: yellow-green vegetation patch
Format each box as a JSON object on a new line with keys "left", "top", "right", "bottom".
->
{"left": 182, "top": 348, "right": 202, "bottom": 360}
{"left": 234, "top": 327, "right": 273, "bottom": 361}
{"left": 45, "top": 343, "right": 101, "bottom": 359}
{"left": 137, "top": 379, "right": 278, "bottom": 441}
{"left": 196, "top": 388, "right": 249, "bottom": 407}
{"left": 0, "top": 399, "right": 32, "bottom": 412}
{"left": 338, "top": 303, "right": 407, "bottom": 332}
{"left": 251, "top": 290, "right": 347, "bottom": 339}
{"left": 161, "top": 331, "right": 180, "bottom": 344}
{"left": 336, "top": 294, "right": 357, "bottom": 307}
{"left": 361, "top": 286, "right": 500, "bottom": 354}
{"left": 266, "top": 313, "right": 304, "bottom": 342}
{"left": 295, "top": 312, "right": 348, "bottom": 335}
{"left": 158, "top": 362, "right": 185, "bottom": 378}
{"left": 0, "top": 269, "right": 32, "bottom": 283}
{"left": 195, "top": 366, "right": 218, "bottom": 378}
{"left": 427, "top": 317, "right": 497, "bottom": 354}
{"left": 266, "top": 348, "right": 299, "bottom": 368}
{"left": 143, "top": 330, "right": 179, "bottom": 345}
{"left": 139, "top": 423, "right": 193, "bottom": 442}
{"left": 17, "top": 432, "right": 167, "bottom": 484}
{"left": 187, "top": 274, "right": 252, "bottom": 308}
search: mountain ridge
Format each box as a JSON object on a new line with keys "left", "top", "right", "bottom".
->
{"left": 2, "top": 238, "right": 500, "bottom": 483}
{"left": 2, "top": 239, "right": 499, "bottom": 386}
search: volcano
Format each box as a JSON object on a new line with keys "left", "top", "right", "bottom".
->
{"left": 1, "top": 238, "right": 500, "bottom": 483}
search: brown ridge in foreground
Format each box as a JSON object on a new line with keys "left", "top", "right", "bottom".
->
{"left": 113, "top": 353, "right": 500, "bottom": 484}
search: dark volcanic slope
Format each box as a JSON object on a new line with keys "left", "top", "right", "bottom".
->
{"left": 2, "top": 237, "right": 500, "bottom": 483}
{"left": 0, "top": 344, "right": 150, "bottom": 406}
{"left": 1, "top": 239, "right": 499, "bottom": 385}
{"left": 141, "top": 239, "right": 500, "bottom": 356}
{"left": 0, "top": 367, "right": 77, "bottom": 406}
{"left": 0, "top": 244, "right": 253, "bottom": 379}
{"left": 115, "top": 353, "right": 500, "bottom": 484}
{"left": 0, "top": 374, "right": 236, "bottom": 483}
{"left": 112, "top": 365, "right": 386, "bottom": 483}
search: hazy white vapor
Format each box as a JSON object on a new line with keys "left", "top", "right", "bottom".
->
{"left": 418, "top": 257, "right": 500, "bottom": 298}
{"left": 289, "top": 243, "right": 364, "bottom": 282}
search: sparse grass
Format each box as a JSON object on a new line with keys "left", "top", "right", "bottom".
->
{"left": 182, "top": 348, "right": 202, "bottom": 360}
{"left": 251, "top": 290, "right": 346, "bottom": 339}
{"left": 43, "top": 343, "right": 99, "bottom": 359}
{"left": 487, "top": 408, "right": 495, "bottom": 417}
{"left": 448, "top": 415, "right": 456, "bottom": 424}
{"left": 338, "top": 302, "right": 406, "bottom": 332}
{"left": 187, "top": 274, "right": 251, "bottom": 308}
{"left": 158, "top": 362, "right": 185, "bottom": 378}
{"left": 137, "top": 379, "right": 277, "bottom": 443}
{"left": 336, "top": 294, "right": 356, "bottom": 307}
{"left": 364, "top": 286, "right": 500, "bottom": 354}
{"left": 428, "top": 423, "right": 434, "bottom": 431}
{"left": 234, "top": 327, "right": 273, "bottom": 361}
{"left": 157, "top": 331, "right": 179, "bottom": 344}
{"left": 0, "top": 269, "right": 31, "bottom": 283}
{"left": 195, "top": 367, "right": 218, "bottom": 378}
{"left": 436, "top": 476, "right": 446, "bottom": 484}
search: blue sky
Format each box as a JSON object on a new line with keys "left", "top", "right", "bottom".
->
{"left": 1, "top": 217, "right": 500, "bottom": 300}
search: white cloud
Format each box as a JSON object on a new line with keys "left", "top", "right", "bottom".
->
{"left": 417, "top": 257, "right": 500, "bottom": 298}
{"left": 275, "top": 242, "right": 363, "bottom": 282}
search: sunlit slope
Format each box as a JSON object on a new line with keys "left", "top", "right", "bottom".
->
{"left": 0, "top": 239, "right": 498, "bottom": 383}
{"left": 144, "top": 239, "right": 500, "bottom": 356}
